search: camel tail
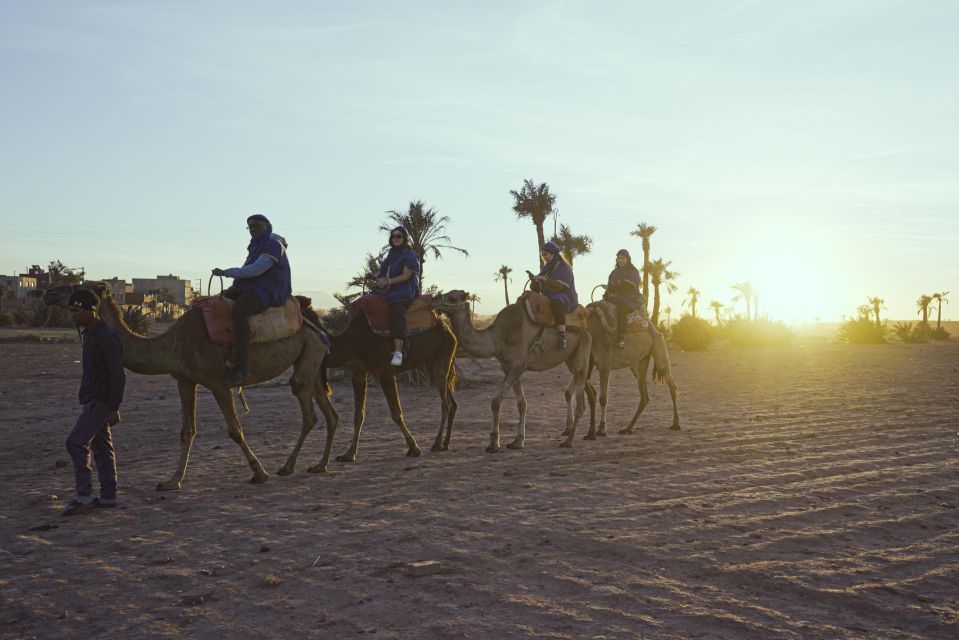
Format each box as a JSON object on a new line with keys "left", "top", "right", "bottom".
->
{"left": 650, "top": 332, "right": 673, "bottom": 386}
{"left": 321, "top": 363, "right": 332, "bottom": 398}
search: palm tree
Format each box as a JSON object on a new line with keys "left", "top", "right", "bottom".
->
{"left": 663, "top": 305, "right": 673, "bottom": 328}
{"left": 347, "top": 252, "right": 382, "bottom": 293}
{"left": 380, "top": 200, "right": 469, "bottom": 286}
{"left": 510, "top": 179, "right": 556, "bottom": 264}
{"left": 709, "top": 300, "right": 724, "bottom": 325}
{"left": 857, "top": 304, "right": 872, "bottom": 320}
{"left": 753, "top": 293, "right": 760, "bottom": 321}
{"left": 467, "top": 293, "right": 481, "bottom": 318}
{"left": 931, "top": 291, "right": 950, "bottom": 331}
{"left": 494, "top": 265, "right": 513, "bottom": 306}
{"left": 549, "top": 223, "right": 593, "bottom": 265}
{"left": 916, "top": 294, "right": 933, "bottom": 329}
{"left": 629, "top": 223, "right": 656, "bottom": 311}
{"left": 648, "top": 258, "right": 679, "bottom": 326}
{"left": 46, "top": 260, "right": 83, "bottom": 286}
{"left": 682, "top": 287, "right": 701, "bottom": 319}
{"left": 731, "top": 282, "right": 755, "bottom": 322}
{"left": 868, "top": 296, "right": 885, "bottom": 327}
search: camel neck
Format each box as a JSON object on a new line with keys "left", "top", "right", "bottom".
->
{"left": 97, "top": 299, "right": 178, "bottom": 375}
{"left": 447, "top": 306, "right": 496, "bottom": 358}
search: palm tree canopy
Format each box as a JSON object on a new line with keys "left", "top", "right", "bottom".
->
{"left": 510, "top": 179, "right": 556, "bottom": 225}
{"left": 932, "top": 291, "right": 950, "bottom": 303}
{"left": 916, "top": 294, "right": 933, "bottom": 311}
{"left": 494, "top": 265, "right": 512, "bottom": 283}
{"left": 731, "top": 281, "right": 754, "bottom": 299}
{"left": 709, "top": 300, "right": 723, "bottom": 310}
{"left": 630, "top": 223, "right": 657, "bottom": 251}
{"left": 549, "top": 224, "right": 593, "bottom": 263}
{"left": 648, "top": 259, "right": 679, "bottom": 292}
{"left": 380, "top": 200, "right": 469, "bottom": 266}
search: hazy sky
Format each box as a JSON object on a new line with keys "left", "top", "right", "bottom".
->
{"left": 2, "top": 0, "right": 956, "bottom": 322}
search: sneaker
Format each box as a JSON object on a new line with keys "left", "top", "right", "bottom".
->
{"left": 62, "top": 496, "right": 95, "bottom": 516}
{"left": 390, "top": 351, "right": 404, "bottom": 366}
{"left": 558, "top": 333, "right": 568, "bottom": 350}
{"left": 94, "top": 497, "right": 117, "bottom": 508}
{"left": 616, "top": 337, "right": 626, "bottom": 349}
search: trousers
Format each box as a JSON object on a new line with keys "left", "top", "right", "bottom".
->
{"left": 66, "top": 401, "right": 117, "bottom": 499}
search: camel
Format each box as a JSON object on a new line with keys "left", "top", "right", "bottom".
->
{"left": 294, "top": 298, "right": 457, "bottom": 467}
{"left": 43, "top": 284, "right": 339, "bottom": 490}
{"left": 582, "top": 302, "right": 680, "bottom": 437}
{"left": 430, "top": 290, "right": 592, "bottom": 451}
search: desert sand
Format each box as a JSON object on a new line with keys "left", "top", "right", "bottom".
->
{"left": 1, "top": 336, "right": 958, "bottom": 639}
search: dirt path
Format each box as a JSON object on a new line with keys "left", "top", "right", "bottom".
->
{"left": 2, "top": 340, "right": 958, "bottom": 638}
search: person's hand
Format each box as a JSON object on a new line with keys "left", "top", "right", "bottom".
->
{"left": 375, "top": 277, "right": 390, "bottom": 287}
{"left": 107, "top": 410, "right": 121, "bottom": 427}
{"left": 212, "top": 268, "right": 225, "bottom": 276}
{"left": 533, "top": 275, "right": 546, "bottom": 282}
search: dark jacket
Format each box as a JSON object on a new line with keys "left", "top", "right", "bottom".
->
{"left": 606, "top": 263, "right": 642, "bottom": 311}
{"left": 79, "top": 321, "right": 125, "bottom": 411}
{"left": 377, "top": 247, "right": 421, "bottom": 304}
{"left": 538, "top": 257, "right": 578, "bottom": 312}
{"left": 231, "top": 229, "right": 293, "bottom": 307}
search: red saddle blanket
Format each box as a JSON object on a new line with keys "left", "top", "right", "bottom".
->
{"left": 349, "top": 294, "right": 439, "bottom": 335}
{"left": 518, "top": 291, "right": 588, "bottom": 330}
{"left": 192, "top": 296, "right": 303, "bottom": 345}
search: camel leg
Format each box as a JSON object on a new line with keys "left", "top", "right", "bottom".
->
{"left": 560, "top": 361, "right": 589, "bottom": 449}
{"left": 596, "top": 366, "right": 611, "bottom": 437}
{"left": 212, "top": 387, "right": 269, "bottom": 484}
{"left": 337, "top": 372, "right": 367, "bottom": 462}
{"left": 443, "top": 388, "right": 457, "bottom": 449}
{"left": 665, "top": 371, "right": 681, "bottom": 430}
{"left": 489, "top": 367, "right": 523, "bottom": 453}
{"left": 380, "top": 373, "right": 421, "bottom": 457}
{"left": 309, "top": 378, "right": 340, "bottom": 473}
{"left": 506, "top": 378, "right": 528, "bottom": 449}
{"left": 431, "top": 373, "right": 452, "bottom": 452}
{"left": 621, "top": 357, "right": 651, "bottom": 434}
{"left": 157, "top": 378, "right": 198, "bottom": 491}
{"left": 277, "top": 369, "right": 320, "bottom": 476}
{"left": 583, "top": 374, "right": 597, "bottom": 439}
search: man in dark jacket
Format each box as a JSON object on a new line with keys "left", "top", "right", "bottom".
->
{"left": 62, "top": 288, "right": 125, "bottom": 516}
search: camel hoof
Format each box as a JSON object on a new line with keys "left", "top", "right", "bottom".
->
{"left": 583, "top": 433, "right": 596, "bottom": 441}
{"left": 485, "top": 445, "right": 501, "bottom": 454}
{"left": 335, "top": 453, "right": 356, "bottom": 463}
{"left": 619, "top": 427, "right": 635, "bottom": 435}
{"left": 559, "top": 429, "right": 571, "bottom": 438}
{"left": 250, "top": 473, "right": 269, "bottom": 484}
{"left": 308, "top": 464, "right": 328, "bottom": 473}
{"left": 506, "top": 438, "right": 524, "bottom": 449}
{"left": 155, "top": 480, "right": 181, "bottom": 492}
{"left": 407, "top": 447, "right": 422, "bottom": 457}
{"left": 670, "top": 423, "right": 682, "bottom": 431}
{"left": 277, "top": 465, "right": 294, "bottom": 476}
{"left": 559, "top": 440, "right": 573, "bottom": 448}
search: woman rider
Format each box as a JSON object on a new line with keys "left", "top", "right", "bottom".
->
{"left": 530, "top": 241, "right": 578, "bottom": 350}
{"left": 212, "top": 214, "right": 292, "bottom": 384}
{"left": 373, "top": 226, "right": 421, "bottom": 367}
{"left": 605, "top": 249, "right": 644, "bottom": 349}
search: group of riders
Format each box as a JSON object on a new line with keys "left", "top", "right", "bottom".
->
{"left": 213, "top": 214, "right": 655, "bottom": 385}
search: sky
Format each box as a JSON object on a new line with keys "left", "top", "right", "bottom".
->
{"left": 2, "top": 0, "right": 956, "bottom": 322}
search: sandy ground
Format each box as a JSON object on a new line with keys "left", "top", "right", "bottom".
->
{"left": 1, "top": 336, "right": 958, "bottom": 639}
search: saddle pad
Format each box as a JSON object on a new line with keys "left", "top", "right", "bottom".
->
{"left": 519, "top": 291, "right": 587, "bottom": 330}
{"left": 193, "top": 296, "right": 302, "bottom": 345}
{"left": 349, "top": 294, "right": 438, "bottom": 335}
{"left": 589, "top": 300, "right": 649, "bottom": 334}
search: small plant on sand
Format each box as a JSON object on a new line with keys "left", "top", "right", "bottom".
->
{"left": 721, "top": 318, "right": 794, "bottom": 347}
{"left": 838, "top": 317, "right": 887, "bottom": 344}
{"left": 892, "top": 322, "right": 923, "bottom": 343}
{"left": 669, "top": 314, "right": 713, "bottom": 351}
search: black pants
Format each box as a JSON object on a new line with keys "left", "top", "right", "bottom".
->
{"left": 389, "top": 300, "right": 411, "bottom": 341}
{"left": 226, "top": 289, "right": 266, "bottom": 368}
{"left": 616, "top": 304, "right": 629, "bottom": 338}
{"left": 66, "top": 401, "right": 117, "bottom": 499}
{"left": 549, "top": 299, "right": 567, "bottom": 328}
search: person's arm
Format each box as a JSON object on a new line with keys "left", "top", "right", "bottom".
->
{"left": 218, "top": 254, "right": 276, "bottom": 279}
{"left": 101, "top": 333, "right": 126, "bottom": 424}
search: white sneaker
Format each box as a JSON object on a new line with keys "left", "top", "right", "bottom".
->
{"left": 390, "top": 351, "right": 403, "bottom": 366}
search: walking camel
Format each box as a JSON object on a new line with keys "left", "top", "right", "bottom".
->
{"left": 430, "top": 290, "right": 592, "bottom": 451}
{"left": 43, "top": 283, "right": 339, "bottom": 490}
{"left": 582, "top": 302, "right": 680, "bottom": 438}
{"left": 293, "top": 297, "right": 457, "bottom": 468}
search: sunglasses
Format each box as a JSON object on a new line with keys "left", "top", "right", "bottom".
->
{"left": 390, "top": 234, "right": 404, "bottom": 239}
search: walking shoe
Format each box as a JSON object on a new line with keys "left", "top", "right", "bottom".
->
{"left": 616, "top": 337, "right": 626, "bottom": 349}
{"left": 62, "top": 496, "right": 95, "bottom": 516}
{"left": 390, "top": 351, "right": 404, "bottom": 366}
{"left": 558, "top": 333, "right": 568, "bottom": 350}
{"left": 94, "top": 497, "right": 117, "bottom": 508}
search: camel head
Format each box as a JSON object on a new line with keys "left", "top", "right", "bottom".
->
{"left": 42, "top": 282, "right": 109, "bottom": 308}
{"left": 430, "top": 290, "right": 470, "bottom": 315}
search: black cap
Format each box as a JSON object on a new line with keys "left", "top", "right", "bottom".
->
{"left": 68, "top": 289, "right": 99, "bottom": 311}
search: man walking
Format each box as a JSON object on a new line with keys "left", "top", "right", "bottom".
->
{"left": 62, "top": 288, "right": 125, "bottom": 516}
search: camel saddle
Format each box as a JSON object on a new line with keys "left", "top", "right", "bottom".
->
{"left": 193, "top": 296, "right": 303, "bottom": 345}
{"left": 588, "top": 300, "right": 650, "bottom": 334}
{"left": 349, "top": 294, "right": 439, "bottom": 337}
{"left": 518, "top": 291, "right": 587, "bottom": 330}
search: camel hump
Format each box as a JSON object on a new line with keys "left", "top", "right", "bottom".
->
{"left": 193, "top": 296, "right": 302, "bottom": 344}
{"left": 519, "top": 291, "right": 588, "bottom": 330}
{"left": 349, "top": 294, "right": 439, "bottom": 336}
